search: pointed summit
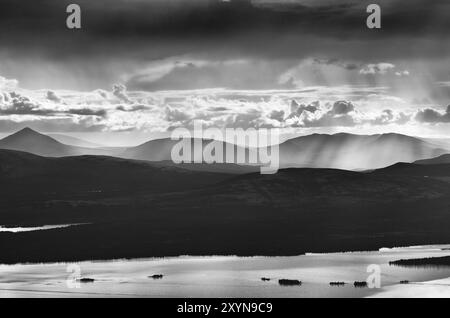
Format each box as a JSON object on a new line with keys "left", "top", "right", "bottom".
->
{"left": 3, "top": 127, "right": 50, "bottom": 141}
{"left": 15, "top": 127, "right": 40, "bottom": 136}
{"left": 0, "top": 127, "right": 69, "bottom": 157}
{"left": 19, "top": 127, "right": 35, "bottom": 132}
{"left": 0, "top": 128, "right": 112, "bottom": 157}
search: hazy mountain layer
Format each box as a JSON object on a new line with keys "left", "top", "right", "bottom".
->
{"left": 0, "top": 128, "right": 449, "bottom": 171}
{"left": 123, "top": 132, "right": 448, "bottom": 170}
{"left": 0, "top": 128, "right": 111, "bottom": 157}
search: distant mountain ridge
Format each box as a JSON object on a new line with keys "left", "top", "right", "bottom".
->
{"left": 0, "top": 127, "right": 448, "bottom": 170}
{"left": 0, "top": 128, "right": 71, "bottom": 157}
{"left": 48, "top": 134, "right": 103, "bottom": 148}
{"left": 0, "top": 128, "right": 112, "bottom": 157}
{"left": 122, "top": 132, "right": 449, "bottom": 170}
{"left": 122, "top": 132, "right": 448, "bottom": 170}
{"left": 278, "top": 132, "right": 447, "bottom": 170}
{"left": 415, "top": 154, "right": 450, "bottom": 165}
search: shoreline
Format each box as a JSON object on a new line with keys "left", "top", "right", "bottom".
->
{"left": 1, "top": 244, "right": 449, "bottom": 298}
{"left": 2, "top": 243, "right": 449, "bottom": 267}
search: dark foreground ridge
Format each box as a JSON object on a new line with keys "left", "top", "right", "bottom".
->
{"left": 390, "top": 256, "right": 450, "bottom": 267}
{"left": 0, "top": 149, "right": 450, "bottom": 264}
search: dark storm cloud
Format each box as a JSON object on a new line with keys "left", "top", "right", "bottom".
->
{"left": 269, "top": 110, "right": 285, "bottom": 122}
{"left": 415, "top": 106, "right": 450, "bottom": 124}
{"left": 1, "top": 0, "right": 449, "bottom": 60}
{"left": 331, "top": 101, "right": 355, "bottom": 115}
{"left": 116, "top": 105, "right": 152, "bottom": 112}
{"left": 112, "top": 84, "right": 132, "bottom": 103}
{"left": 46, "top": 91, "right": 62, "bottom": 103}
{"left": 287, "top": 100, "right": 320, "bottom": 119}
{"left": 67, "top": 108, "right": 107, "bottom": 117}
{"left": 1, "top": 0, "right": 449, "bottom": 94}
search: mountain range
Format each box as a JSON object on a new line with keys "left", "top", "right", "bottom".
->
{"left": 0, "top": 128, "right": 448, "bottom": 171}
{"left": 278, "top": 133, "right": 447, "bottom": 170}
{"left": 0, "top": 128, "right": 449, "bottom": 263}
{"left": 0, "top": 128, "right": 113, "bottom": 157}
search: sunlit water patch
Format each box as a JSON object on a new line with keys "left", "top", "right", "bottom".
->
{"left": 0, "top": 224, "right": 85, "bottom": 233}
{"left": 0, "top": 245, "right": 449, "bottom": 298}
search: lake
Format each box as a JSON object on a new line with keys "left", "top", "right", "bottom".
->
{"left": 0, "top": 224, "right": 85, "bottom": 233}
{"left": 0, "top": 245, "right": 449, "bottom": 298}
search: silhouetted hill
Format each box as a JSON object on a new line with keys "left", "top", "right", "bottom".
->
{"left": 374, "top": 162, "right": 450, "bottom": 178}
{"left": 0, "top": 149, "right": 232, "bottom": 196}
{"left": 150, "top": 160, "right": 260, "bottom": 174}
{"left": 1, "top": 152, "right": 450, "bottom": 263}
{"left": 199, "top": 164, "right": 450, "bottom": 209}
{"left": 390, "top": 256, "right": 450, "bottom": 267}
{"left": 0, "top": 128, "right": 112, "bottom": 157}
{"left": 121, "top": 137, "right": 259, "bottom": 173}
{"left": 2, "top": 129, "right": 447, "bottom": 171}
{"left": 0, "top": 128, "right": 73, "bottom": 157}
{"left": 415, "top": 154, "right": 450, "bottom": 165}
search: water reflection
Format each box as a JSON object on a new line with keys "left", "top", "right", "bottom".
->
{"left": 0, "top": 224, "right": 85, "bottom": 233}
{"left": 0, "top": 245, "right": 449, "bottom": 298}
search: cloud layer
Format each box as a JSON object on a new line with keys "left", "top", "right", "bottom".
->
{"left": 0, "top": 75, "right": 448, "bottom": 136}
{"left": 0, "top": 1, "right": 448, "bottom": 139}
{"left": 0, "top": 0, "right": 449, "bottom": 92}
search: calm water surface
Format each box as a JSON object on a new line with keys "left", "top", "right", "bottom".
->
{"left": 0, "top": 245, "right": 449, "bottom": 298}
{"left": 0, "top": 224, "right": 85, "bottom": 233}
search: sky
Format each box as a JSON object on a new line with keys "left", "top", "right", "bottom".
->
{"left": 0, "top": 0, "right": 449, "bottom": 145}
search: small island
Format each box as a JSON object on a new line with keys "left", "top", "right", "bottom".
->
{"left": 330, "top": 282, "right": 346, "bottom": 286}
{"left": 354, "top": 281, "right": 368, "bottom": 288}
{"left": 77, "top": 278, "right": 95, "bottom": 283}
{"left": 400, "top": 280, "right": 410, "bottom": 284}
{"left": 278, "top": 279, "right": 302, "bottom": 286}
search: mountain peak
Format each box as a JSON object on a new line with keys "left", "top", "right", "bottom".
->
{"left": 4, "top": 127, "right": 51, "bottom": 140}
{"left": 16, "top": 127, "right": 39, "bottom": 135}
{"left": 0, "top": 128, "right": 115, "bottom": 157}
{"left": 1, "top": 127, "right": 58, "bottom": 143}
{"left": 0, "top": 127, "right": 68, "bottom": 157}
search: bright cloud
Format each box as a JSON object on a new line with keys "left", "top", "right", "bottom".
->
{"left": 0, "top": 74, "right": 449, "bottom": 136}
{"left": 359, "top": 63, "right": 396, "bottom": 75}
